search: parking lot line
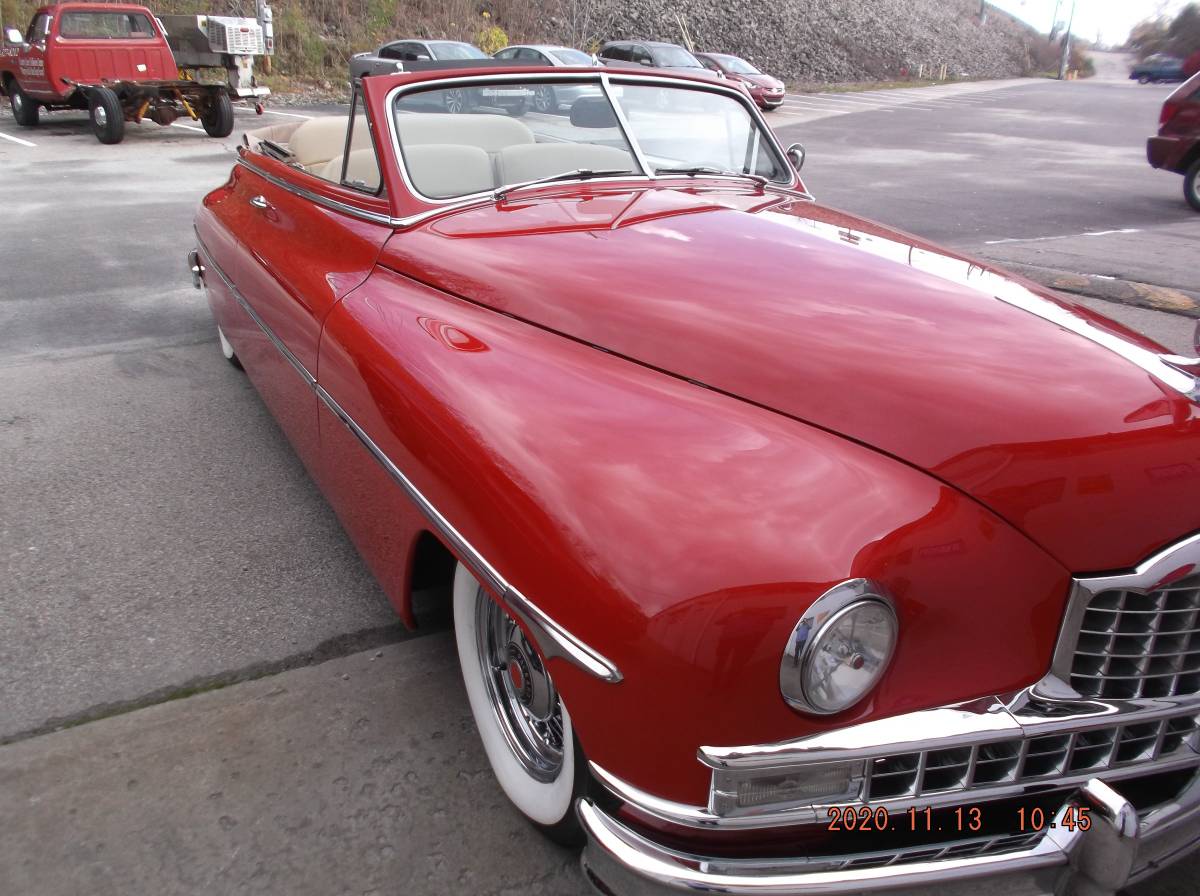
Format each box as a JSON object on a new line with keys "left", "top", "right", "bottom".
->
{"left": 171, "top": 122, "right": 206, "bottom": 133}
{"left": 0, "top": 130, "right": 36, "bottom": 147}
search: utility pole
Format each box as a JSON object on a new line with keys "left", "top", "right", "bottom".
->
{"left": 1058, "top": 0, "right": 1077, "bottom": 80}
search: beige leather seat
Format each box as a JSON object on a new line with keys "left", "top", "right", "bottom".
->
{"left": 401, "top": 144, "right": 494, "bottom": 199}
{"left": 319, "top": 149, "right": 383, "bottom": 192}
{"left": 397, "top": 113, "right": 535, "bottom": 154}
{"left": 288, "top": 115, "right": 372, "bottom": 172}
{"left": 496, "top": 143, "right": 635, "bottom": 185}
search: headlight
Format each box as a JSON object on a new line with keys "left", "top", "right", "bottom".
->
{"left": 780, "top": 579, "right": 898, "bottom": 715}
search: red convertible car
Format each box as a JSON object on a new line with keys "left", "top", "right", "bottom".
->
{"left": 191, "top": 63, "right": 1200, "bottom": 895}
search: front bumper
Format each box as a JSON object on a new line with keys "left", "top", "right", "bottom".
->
{"left": 580, "top": 775, "right": 1200, "bottom": 895}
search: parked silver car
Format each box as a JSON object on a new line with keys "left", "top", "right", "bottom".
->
{"left": 493, "top": 44, "right": 600, "bottom": 114}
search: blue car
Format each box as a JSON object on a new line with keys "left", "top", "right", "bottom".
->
{"left": 1131, "top": 54, "right": 1186, "bottom": 84}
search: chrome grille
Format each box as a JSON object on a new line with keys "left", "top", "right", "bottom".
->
{"left": 1070, "top": 586, "right": 1200, "bottom": 699}
{"left": 865, "top": 711, "right": 1200, "bottom": 801}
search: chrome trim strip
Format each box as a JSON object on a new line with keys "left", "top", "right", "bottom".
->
{"left": 198, "top": 237, "right": 315, "bottom": 388}
{"left": 193, "top": 235, "right": 621, "bottom": 684}
{"left": 236, "top": 157, "right": 399, "bottom": 228}
{"left": 314, "top": 382, "right": 622, "bottom": 683}
{"left": 599, "top": 72, "right": 653, "bottom": 178}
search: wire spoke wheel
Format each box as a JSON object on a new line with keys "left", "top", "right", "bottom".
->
{"left": 452, "top": 563, "right": 584, "bottom": 841}
{"left": 474, "top": 585, "right": 565, "bottom": 781}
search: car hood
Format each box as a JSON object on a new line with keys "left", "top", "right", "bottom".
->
{"left": 737, "top": 72, "right": 783, "bottom": 89}
{"left": 380, "top": 187, "right": 1200, "bottom": 572}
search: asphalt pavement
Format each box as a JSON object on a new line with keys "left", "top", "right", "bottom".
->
{"left": 1, "top": 61, "right": 1198, "bottom": 895}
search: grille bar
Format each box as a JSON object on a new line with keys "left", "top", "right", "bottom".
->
{"left": 864, "top": 711, "right": 1200, "bottom": 801}
{"left": 1070, "top": 586, "right": 1200, "bottom": 700}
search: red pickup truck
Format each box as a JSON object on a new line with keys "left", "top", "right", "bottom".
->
{"left": 2, "top": 3, "right": 235, "bottom": 143}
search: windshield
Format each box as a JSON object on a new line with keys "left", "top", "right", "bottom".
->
{"left": 721, "top": 56, "right": 761, "bottom": 75}
{"left": 550, "top": 48, "right": 592, "bottom": 66}
{"left": 430, "top": 42, "right": 487, "bottom": 60}
{"left": 652, "top": 46, "right": 702, "bottom": 68}
{"left": 392, "top": 77, "right": 790, "bottom": 201}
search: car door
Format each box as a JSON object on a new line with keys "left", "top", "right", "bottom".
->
{"left": 220, "top": 102, "right": 392, "bottom": 473}
{"left": 18, "top": 12, "right": 52, "bottom": 97}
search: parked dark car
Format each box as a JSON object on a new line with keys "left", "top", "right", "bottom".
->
{"left": 350, "top": 41, "right": 530, "bottom": 115}
{"left": 695, "top": 51, "right": 785, "bottom": 110}
{"left": 492, "top": 44, "right": 599, "bottom": 114}
{"left": 1131, "top": 54, "right": 1186, "bottom": 84}
{"left": 598, "top": 40, "right": 721, "bottom": 81}
{"left": 1147, "top": 71, "right": 1200, "bottom": 211}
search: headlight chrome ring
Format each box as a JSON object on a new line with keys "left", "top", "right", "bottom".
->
{"left": 780, "top": 579, "right": 898, "bottom": 716}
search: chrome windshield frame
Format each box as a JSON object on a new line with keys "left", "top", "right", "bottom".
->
{"left": 382, "top": 69, "right": 801, "bottom": 211}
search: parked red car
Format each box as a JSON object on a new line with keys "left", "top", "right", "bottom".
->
{"left": 192, "top": 63, "right": 1200, "bottom": 896}
{"left": 696, "top": 51, "right": 786, "bottom": 110}
{"left": 1148, "top": 71, "right": 1200, "bottom": 211}
{"left": 1, "top": 3, "right": 237, "bottom": 143}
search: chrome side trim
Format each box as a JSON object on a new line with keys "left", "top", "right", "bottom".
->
{"left": 314, "top": 382, "right": 622, "bottom": 683}
{"left": 236, "top": 157, "right": 399, "bottom": 228}
{"left": 193, "top": 236, "right": 621, "bottom": 684}
{"left": 198, "top": 237, "right": 315, "bottom": 388}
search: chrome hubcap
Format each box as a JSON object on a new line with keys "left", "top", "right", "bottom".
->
{"left": 94, "top": 105, "right": 107, "bottom": 126}
{"left": 445, "top": 90, "right": 465, "bottom": 114}
{"left": 534, "top": 87, "right": 552, "bottom": 112}
{"left": 475, "top": 587, "right": 564, "bottom": 781}
{"left": 12, "top": 92, "right": 22, "bottom": 113}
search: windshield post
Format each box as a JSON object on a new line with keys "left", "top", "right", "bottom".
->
{"left": 599, "top": 74, "right": 652, "bottom": 179}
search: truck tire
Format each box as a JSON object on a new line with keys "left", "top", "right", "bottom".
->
{"left": 1185, "top": 159, "right": 1200, "bottom": 213}
{"left": 202, "top": 92, "right": 234, "bottom": 138}
{"left": 89, "top": 87, "right": 125, "bottom": 144}
{"left": 7, "top": 80, "right": 39, "bottom": 127}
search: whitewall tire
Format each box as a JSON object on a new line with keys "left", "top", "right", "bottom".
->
{"left": 452, "top": 562, "right": 585, "bottom": 841}
{"left": 217, "top": 325, "right": 243, "bottom": 370}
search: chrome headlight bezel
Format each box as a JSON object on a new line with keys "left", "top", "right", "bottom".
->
{"left": 780, "top": 579, "right": 899, "bottom": 716}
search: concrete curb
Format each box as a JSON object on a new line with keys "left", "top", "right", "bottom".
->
{"left": 1006, "top": 262, "right": 1200, "bottom": 319}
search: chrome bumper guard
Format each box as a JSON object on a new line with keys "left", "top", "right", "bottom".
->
{"left": 580, "top": 775, "right": 1200, "bottom": 895}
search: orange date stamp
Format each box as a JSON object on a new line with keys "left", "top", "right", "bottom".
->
{"left": 825, "top": 804, "right": 1093, "bottom": 833}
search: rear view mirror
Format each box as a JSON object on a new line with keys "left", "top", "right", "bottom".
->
{"left": 5, "top": 27, "right": 23, "bottom": 44}
{"left": 786, "top": 143, "right": 806, "bottom": 172}
{"left": 569, "top": 96, "right": 617, "bottom": 128}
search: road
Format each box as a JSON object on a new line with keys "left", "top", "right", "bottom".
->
{"left": 1, "top": 67, "right": 1198, "bottom": 895}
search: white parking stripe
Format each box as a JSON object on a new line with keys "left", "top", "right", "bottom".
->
{"left": 0, "top": 130, "right": 36, "bottom": 147}
{"left": 787, "top": 96, "right": 896, "bottom": 111}
{"left": 172, "top": 122, "right": 205, "bottom": 132}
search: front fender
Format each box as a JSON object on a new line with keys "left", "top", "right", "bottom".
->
{"left": 317, "top": 265, "right": 1072, "bottom": 806}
